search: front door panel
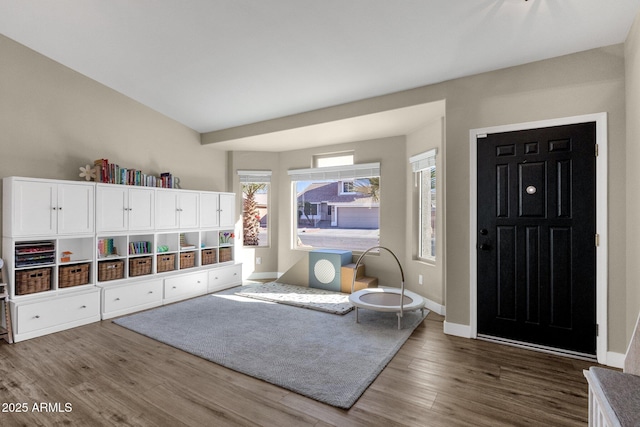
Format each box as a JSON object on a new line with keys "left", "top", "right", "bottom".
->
{"left": 477, "top": 122, "right": 597, "bottom": 355}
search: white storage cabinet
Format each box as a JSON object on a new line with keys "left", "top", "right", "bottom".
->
{"left": 3, "top": 175, "right": 242, "bottom": 341}
{"left": 208, "top": 263, "right": 242, "bottom": 293}
{"left": 155, "top": 189, "right": 199, "bottom": 229}
{"left": 163, "top": 271, "right": 208, "bottom": 304}
{"left": 101, "top": 279, "right": 163, "bottom": 319}
{"left": 3, "top": 177, "right": 94, "bottom": 237}
{"left": 96, "top": 184, "right": 155, "bottom": 232}
{"left": 10, "top": 289, "right": 100, "bottom": 342}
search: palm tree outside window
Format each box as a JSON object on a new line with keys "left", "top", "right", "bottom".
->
{"left": 238, "top": 170, "right": 271, "bottom": 247}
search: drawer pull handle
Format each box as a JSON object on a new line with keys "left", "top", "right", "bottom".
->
{"left": 148, "top": 291, "right": 153, "bottom": 294}
{"left": 173, "top": 286, "right": 177, "bottom": 289}
{"left": 115, "top": 298, "right": 120, "bottom": 301}
{"left": 81, "top": 305, "right": 87, "bottom": 309}
{"left": 34, "top": 315, "right": 40, "bottom": 319}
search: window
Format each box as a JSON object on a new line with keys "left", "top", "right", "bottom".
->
{"left": 288, "top": 162, "right": 380, "bottom": 252}
{"left": 341, "top": 181, "right": 355, "bottom": 194}
{"left": 411, "top": 150, "right": 437, "bottom": 261}
{"left": 238, "top": 170, "right": 271, "bottom": 247}
{"left": 314, "top": 152, "right": 354, "bottom": 168}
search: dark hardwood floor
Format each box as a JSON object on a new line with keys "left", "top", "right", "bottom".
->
{"left": 0, "top": 305, "right": 597, "bottom": 426}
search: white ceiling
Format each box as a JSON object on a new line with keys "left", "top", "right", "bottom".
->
{"left": 2, "top": 0, "right": 640, "bottom": 147}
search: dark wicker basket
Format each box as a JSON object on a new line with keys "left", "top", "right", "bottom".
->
{"left": 129, "top": 257, "right": 152, "bottom": 277}
{"left": 201, "top": 249, "right": 217, "bottom": 265}
{"left": 180, "top": 251, "right": 195, "bottom": 269}
{"left": 219, "top": 247, "right": 232, "bottom": 263}
{"left": 16, "top": 267, "right": 52, "bottom": 295}
{"left": 98, "top": 260, "right": 124, "bottom": 282}
{"left": 59, "top": 263, "right": 90, "bottom": 288}
{"left": 156, "top": 253, "right": 176, "bottom": 273}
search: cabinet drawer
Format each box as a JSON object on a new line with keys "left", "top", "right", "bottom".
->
{"left": 16, "top": 291, "right": 100, "bottom": 334}
{"left": 164, "top": 271, "right": 207, "bottom": 302}
{"left": 103, "top": 279, "right": 163, "bottom": 317}
{"left": 208, "top": 264, "right": 242, "bottom": 293}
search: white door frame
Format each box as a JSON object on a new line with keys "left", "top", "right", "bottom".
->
{"left": 469, "top": 113, "right": 608, "bottom": 364}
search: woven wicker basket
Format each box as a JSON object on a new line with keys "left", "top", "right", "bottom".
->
{"left": 59, "top": 263, "right": 90, "bottom": 288}
{"left": 201, "top": 249, "right": 217, "bottom": 265}
{"left": 16, "top": 267, "right": 52, "bottom": 295}
{"left": 219, "top": 247, "right": 232, "bottom": 263}
{"left": 98, "top": 260, "right": 124, "bottom": 282}
{"left": 180, "top": 251, "right": 195, "bottom": 269}
{"left": 129, "top": 256, "right": 152, "bottom": 277}
{"left": 156, "top": 253, "right": 176, "bottom": 273}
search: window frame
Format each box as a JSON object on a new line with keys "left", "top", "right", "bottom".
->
{"left": 238, "top": 170, "right": 271, "bottom": 248}
{"left": 289, "top": 162, "right": 381, "bottom": 252}
{"left": 410, "top": 149, "right": 437, "bottom": 262}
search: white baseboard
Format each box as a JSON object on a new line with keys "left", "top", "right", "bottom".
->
{"left": 423, "top": 298, "right": 446, "bottom": 316}
{"left": 245, "top": 272, "right": 279, "bottom": 281}
{"left": 443, "top": 321, "right": 472, "bottom": 338}
{"left": 605, "top": 351, "right": 625, "bottom": 369}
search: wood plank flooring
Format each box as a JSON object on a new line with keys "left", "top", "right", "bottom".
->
{"left": 0, "top": 307, "right": 598, "bottom": 426}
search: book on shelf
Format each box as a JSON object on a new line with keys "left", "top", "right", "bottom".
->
{"left": 97, "top": 238, "right": 116, "bottom": 257}
{"left": 129, "top": 241, "right": 151, "bottom": 255}
{"left": 93, "top": 158, "right": 176, "bottom": 188}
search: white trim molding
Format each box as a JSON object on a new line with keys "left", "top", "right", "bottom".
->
{"left": 237, "top": 170, "right": 272, "bottom": 183}
{"left": 423, "top": 297, "right": 446, "bottom": 316}
{"left": 468, "top": 113, "right": 609, "bottom": 365}
{"left": 288, "top": 162, "right": 380, "bottom": 181}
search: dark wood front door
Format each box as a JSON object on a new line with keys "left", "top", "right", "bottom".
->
{"left": 476, "top": 122, "right": 597, "bottom": 355}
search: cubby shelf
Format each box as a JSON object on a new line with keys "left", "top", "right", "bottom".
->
{"left": 2, "top": 176, "right": 242, "bottom": 342}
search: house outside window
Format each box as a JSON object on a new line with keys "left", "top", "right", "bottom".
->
{"left": 289, "top": 162, "right": 380, "bottom": 252}
{"left": 238, "top": 170, "right": 271, "bottom": 247}
{"left": 411, "top": 150, "right": 437, "bottom": 261}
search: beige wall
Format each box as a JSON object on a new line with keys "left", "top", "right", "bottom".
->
{"left": 626, "top": 11, "right": 640, "bottom": 341}
{"left": 0, "top": 34, "right": 228, "bottom": 256}
{"left": 406, "top": 116, "right": 445, "bottom": 305}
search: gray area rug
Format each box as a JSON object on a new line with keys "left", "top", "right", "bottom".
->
{"left": 113, "top": 286, "right": 428, "bottom": 408}
{"left": 235, "top": 281, "right": 354, "bottom": 314}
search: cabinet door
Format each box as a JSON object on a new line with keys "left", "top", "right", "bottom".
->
{"left": 57, "top": 183, "right": 95, "bottom": 234}
{"left": 219, "top": 193, "right": 236, "bottom": 227}
{"left": 96, "top": 185, "right": 128, "bottom": 232}
{"left": 102, "top": 279, "right": 162, "bottom": 319}
{"left": 11, "top": 180, "right": 57, "bottom": 236}
{"left": 178, "top": 192, "right": 199, "bottom": 228}
{"left": 208, "top": 263, "right": 242, "bottom": 293}
{"left": 155, "top": 190, "right": 179, "bottom": 229}
{"left": 164, "top": 271, "right": 207, "bottom": 303}
{"left": 199, "top": 192, "right": 220, "bottom": 228}
{"left": 15, "top": 291, "right": 100, "bottom": 335}
{"left": 128, "top": 188, "right": 155, "bottom": 230}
